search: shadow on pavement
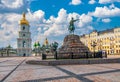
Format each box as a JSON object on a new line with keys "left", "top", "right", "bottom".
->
{"left": 21, "top": 66, "right": 120, "bottom": 82}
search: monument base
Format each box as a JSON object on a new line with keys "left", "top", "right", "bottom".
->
{"left": 58, "top": 34, "right": 90, "bottom": 59}
{"left": 26, "top": 58, "right": 119, "bottom": 65}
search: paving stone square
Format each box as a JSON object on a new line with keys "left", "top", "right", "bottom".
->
{"left": 0, "top": 57, "right": 120, "bottom": 82}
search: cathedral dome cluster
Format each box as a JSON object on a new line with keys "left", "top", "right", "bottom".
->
{"left": 19, "top": 13, "right": 29, "bottom": 25}
{"left": 34, "top": 38, "right": 49, "bottom": 48}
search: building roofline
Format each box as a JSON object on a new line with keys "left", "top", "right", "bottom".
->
{"left": 80, "top": 26, "right": 120, "bottom": 37}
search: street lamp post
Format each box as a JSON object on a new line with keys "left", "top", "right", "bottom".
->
{"left": 91, "top": 41, "right": 97, "bottom": 58}
{"left": 51, "top": 42, "right": 58, "bottom": 60}
{"left": 1, "top": 48, "right": 4, "bottom": 57}
{"left": 0, "top": 48, "right": 3, "bottom": 57}
{"left": 33, "top": 42, "right": 37, "bottom": 56}
{"left": 6, "top": 45, "right": 12, "bottom": 57}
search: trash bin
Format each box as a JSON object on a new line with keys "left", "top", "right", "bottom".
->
{"left": 86, "top": 51, "right": 88, "bottom": 59}
{"left": 71, "top": 52, "right": 73, "bottom": 59}
{"left": 42, "top": 53, "right": 46, "bottom": 60}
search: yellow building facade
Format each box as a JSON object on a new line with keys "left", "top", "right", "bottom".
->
{"left": 80, "top": 27, "right": 120, "bottom": 55}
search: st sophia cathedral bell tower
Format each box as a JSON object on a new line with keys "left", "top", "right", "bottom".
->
{"left": 17, "top": 13, "right": 32, "bottom": 56}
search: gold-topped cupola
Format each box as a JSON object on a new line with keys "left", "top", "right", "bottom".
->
{"left": 20, "top": 12, "right": 29, "bottom": 25}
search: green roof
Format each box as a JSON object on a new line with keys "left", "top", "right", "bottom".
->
{"left": 36, "top": 42, "right": 40, "bottom": 47}
{"left": 34, "top": 42, "right": 37, "bottom": 48}
{"left": 34, "top": 42, "right": 41, "bottom": 48}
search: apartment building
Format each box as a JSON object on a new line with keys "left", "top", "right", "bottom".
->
{"left": 80, "top": 27, "right": 120, "bottom": 55}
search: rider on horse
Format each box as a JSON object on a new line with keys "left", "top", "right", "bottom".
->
{"left": 68, "top": 17, "right": 79, "bottom": 34}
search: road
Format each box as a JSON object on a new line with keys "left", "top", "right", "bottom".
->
{"left": 0, "top": 57, "right": 120, "bottom": 82}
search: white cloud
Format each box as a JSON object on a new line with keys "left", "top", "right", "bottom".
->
{"left": 1, "top": 0, "right": 23, "bottom": 8}
{"left": 27, "top": 10, "right": 45, "bottom": 23}
{"left": 0, "top": 13, "right": 21, "bottom": 48}
{"left": 89, "top": 0, "right": 96, "bottom": 4}
{"left": 0, "top": 0, "right": 29, "bottom": 14}
{"left": 44, "top": 8, "right": 68, "bottom": 36}
{"left": 37, "top": 27, "right": 42, "bottom": 32}
{"left": 78, "top": 26, "right": 94, "bottom": 35}
{"left": 0, "top": 8, "right": 93, "bottom": 48}
{"left": 89, "top": 6, "right": 120, "bottom": 18}
{"left": 102, "top": 18, "right": 111, "bottom": 23}
{"left": 109, "top": 4, "right": 115, "bottom": 9}
{"left": 27, "top": 8, "right": 93, "bottom": 47}
{"left": 79, "top": 14, "right": 93, "bottom": 27}
{"left": 99, "top": 0, "right": 120, "bottom": 4}
{"left": 56, "top": 8, "right": 68, "bottom": 24}
{"left": 44, "top": 9, "right": 93, "bottom": 38}
{"left": 0, "top": 9, "right": 46, "bottom": 48}
{"left": 69, "top": 0, "right": 82, "bottom": 5}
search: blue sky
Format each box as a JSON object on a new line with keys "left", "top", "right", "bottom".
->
{"left": 0, "top": 0, "right": 120, "bottom": 48}
{"left": 30, "top": 0, "right": 120, "bottom": 30}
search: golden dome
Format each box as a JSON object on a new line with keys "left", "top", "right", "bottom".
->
{"left": 44, "top": 38, "right": 49, "bottom": 45}
{"left": 20, "top": 13, "right": 29, "bottom": 25}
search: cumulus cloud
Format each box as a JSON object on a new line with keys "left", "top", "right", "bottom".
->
{"left": 1, "top": 0, "right": 23, "bottom": 8}
{"left": 99, "top": 0, "right": 120, "bottom": 4}
{"left": 89, "top": 5, "right": 120, "bottom": 18}
{"left": 44, "top": 10, "right": 78, "bottom": 37}
{"left": 0, "top": 6, "right": 51, "bottom": 48}
{"left": 0, "top": 13, "right": 21, "bottom": 48}
{"left": 88, "top": 0, "right": 96, "bottom": 4}
{"left": 26, "top": 10, "right": 46, "bottom": 46}
{"left": 44, "top": 9, "right": 93, "bottom": 37}
{"left": 0, "top": 0, "right": 29, "bottom": 14}
{"left": 109, "top": 4, "right": 115, "bottom": 9}
{"left": 78, "top": 14, "right": 93, "bottom": 27}
{"left": 69, "top": 0, "right": 82, "bottom": 5}
{"left": 0, "top": 6, "right": 93, "bottom": 48}
{"left": 44, "top": 8, "right": 68, "bottom": 37}
{"left": 102, "top": 18, "right": 111, "bottom": 23}
{"left": 27, "top": 10, "right": 45, "bottom": 24}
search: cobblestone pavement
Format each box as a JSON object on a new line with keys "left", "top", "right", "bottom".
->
{"left": 0, "top": 57, "right": 120, "bottom": 82}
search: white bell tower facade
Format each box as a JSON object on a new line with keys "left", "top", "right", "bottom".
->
{"left": 17, "top": 13, "right": 32, "bottom": 56}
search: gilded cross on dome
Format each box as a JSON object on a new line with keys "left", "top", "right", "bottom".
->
{"left": 23, "top": 12, "right": 26, "bottom": 19}
{"left": 20, "top": 12, "right": 29, "bottom": 25}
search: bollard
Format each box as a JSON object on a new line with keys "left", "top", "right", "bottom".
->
{"left": 55, "top": 51, "right": 57, "bottom": 60}
{"left": 86, "top": 51, "right": 88, "bottom": 59}
{"left": 42, "top": 53, "right": 46, "bottom": 60}
{"left": 71, "top": 52, "right": 73, "bottom": 59}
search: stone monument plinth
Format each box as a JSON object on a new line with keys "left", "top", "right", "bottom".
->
{"left": 58, "top": 34, "right": 89, "bottom": 58}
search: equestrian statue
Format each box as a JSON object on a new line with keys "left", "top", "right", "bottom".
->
{"left": 68, "top": 17, "right": 79, "bottom": 34}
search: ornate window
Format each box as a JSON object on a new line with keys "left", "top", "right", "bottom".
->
{"left": 23, "top": 34, "right": 25, "bottom": 37}
{"left": 23, "top": 41, "right": 26, "bottom": 47}
{"left": 23, "top": 26, "right": 25, "bottom": 30}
